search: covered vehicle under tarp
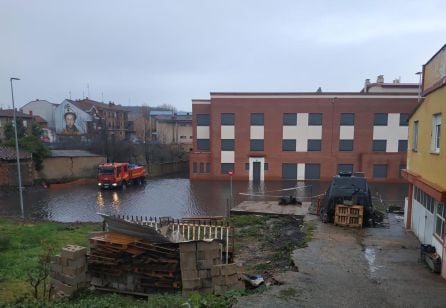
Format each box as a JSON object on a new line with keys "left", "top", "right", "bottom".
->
{"left": 320, "top": 173, "right": 373, "bottom": 225}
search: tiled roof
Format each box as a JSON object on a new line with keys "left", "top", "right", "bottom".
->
{"left": 0, "top": 146, "right": 32, "bottom": 161}
{"left": 70, "top": 98, "right": 129, "bottom": 112}
{"left": 0, "top": 109, "right": 33, "bottom": 118}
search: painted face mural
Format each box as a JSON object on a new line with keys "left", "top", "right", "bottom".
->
{"left": 63, "top": 112, "right": 79, "bottom": 135}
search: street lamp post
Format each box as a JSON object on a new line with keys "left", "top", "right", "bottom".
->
{"left": 10, "top": 77, "right": 24, "bottom": 219}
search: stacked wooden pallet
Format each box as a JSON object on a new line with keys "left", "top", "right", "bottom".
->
{"left": 334, "top": 205, "right": 364, "bottom": 227}
{"left": 88, "top": 232, "right": 181, "bottom": 293}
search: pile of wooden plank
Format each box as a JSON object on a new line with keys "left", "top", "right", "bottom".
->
{"left": 334, "top": 204, "right": 364, "bottom": 227}
{"left": 88, "top": 232, "right": 181, "bottom": 293}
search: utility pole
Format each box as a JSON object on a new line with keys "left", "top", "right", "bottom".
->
{"left": 10, "top": 77, "right": 24, "bottom": 219}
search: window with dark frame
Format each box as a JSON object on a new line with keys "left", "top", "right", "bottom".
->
{"left": 221, "top": 163, "right": 234, "bottom": 175}
{"left": 251, "top": 113, "right": 264, "bottom": 125}
{"left": 398, "top": 140, "right": 408, "bottom": 152}
{"left": 193, "top": 162, "right": 197, "bottom": 173}
{"left": 197, "top": 139, "right": 210, "bottom": 151}
{"left": 307, "top": 139, "right": 321, "bottom": 151}
{"left": 199, "top": 162, "right": 204, "bottom": 173}
{"left": 283, "top": 113, "right": 297, "bottom": 125}
{"left": 282, "top": 163, "right": 297, "bottom": 179}
{"left": 205, "top": 163, "right": 210, "bottom": 173}
{"left": 374, "top": 113, "right": 388, "bottom": 126}
{"left": 282, "top": 139, "right": 296, "bottom": 151}
{"left": 340, "top": 113, "right": 355, "bottom": 126}
{"left": 308, "top": 113, "right": 322, "bottom": 125}
{"left": 412, "top": 121, "right": 419, "bottom": 151}
{"left": 305, "top": 164, "right": 321, "bottom": 180}
{"left": 221, "top": 139, "right": 235, "bottom": 151}
{"left": 373, "top": 140, "right": 387, "bottom": 152}
{"left": 339, "top": 140, "right": 353, "bottom": 151}
{"left": 196, "top": 114, "right": 210, "bottom": 126}
{"left": 250, "top": 139, "right": 264, "bottom": 151}
{"left": 221, "top": 113, "right": 235, "bottom": 125}
{"left": 373, "top": 164, "right": 387, "bottom": 178}
{"left": 399, "top": 113, "right": 409, "bottom": 126}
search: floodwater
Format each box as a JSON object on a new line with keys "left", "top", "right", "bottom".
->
{"left": 0, "top": 176, "right": 408, "bottom": 222}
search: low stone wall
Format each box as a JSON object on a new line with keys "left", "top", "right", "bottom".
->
{"left": 0, "top": 161, "right": 34, "bottom": 186}
{"left": 38, "top": 156, "right": 106, "bottom": 183}
{"left": 148, "top": 161, "right": 188, "bottom": 177}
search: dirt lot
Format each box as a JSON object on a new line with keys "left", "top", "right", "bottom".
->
{"left": 235, "top": 214, "right": 446, "bottom": 308}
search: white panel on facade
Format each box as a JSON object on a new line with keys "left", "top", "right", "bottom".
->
{"left": 373, "top": 113, "right": 408, "bottom": 152}
{"left": 306, "top": 126, "right": 322, "bottom": 139}
{"left": 197, "top": 126, "right": 210, "bottom": 139}
{"left": 221, "top": 151, "right": 235, "bottom": 163}
{"left": 283, "top": 113, "right": 322, "bottom": 152}
{"left": 283, "top": 126, "right": 298, "bottom": 139}
{"left": 297, "top": 163, "right": 305, "bottom": 180}
{"left": 250, "top": 126, "right": 264, "bottom": 139}
{"left": 340, "top": 126, "right": 354, "bottom": 139}
{"left": 221, "top": 126, "right": 235, "bottom": 139}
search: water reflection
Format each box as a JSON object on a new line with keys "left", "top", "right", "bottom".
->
{"left": 0, "top": 178, "right": 408, "bottom": 222}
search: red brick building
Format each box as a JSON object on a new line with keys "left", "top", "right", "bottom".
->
{"left": 190, "top": 81, "right": 418, "bottom": 182}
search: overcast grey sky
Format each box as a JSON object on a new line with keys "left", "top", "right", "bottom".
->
{"left": 1, "top": 0, "right": 445, "bottom": 111}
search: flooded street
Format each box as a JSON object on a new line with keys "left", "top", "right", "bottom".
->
{"left": 0, "top": 176, "right": 407, "bottom": 222}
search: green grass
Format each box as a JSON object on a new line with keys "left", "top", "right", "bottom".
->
{"left": 0, "top": 218, "right": 101, "bottom": 303}
{"left": 6, "top": 289, "right": 246, "bottom": 308}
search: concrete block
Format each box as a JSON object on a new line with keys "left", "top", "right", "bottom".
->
{"left": 213, "top": 284, "right": 229, "bottom": 296}
{"left": 50, "top": 255, "right": 61, "bottom": 264}
{"left": 198, "top": 269, "right": 211, "bottom": 279}
{"left": 197, "top": 260, "right": 214, "bottom": 270}
{"left": 50, "top": 263, "right": 62, "bottom": 273}
{"left": 90, "top": 276, "right": 106, "bottom": 287}
{"left": 196, "top": 241, "right": 219, "bottom": 252}
{"left": 182, "top": 278, "right": 202, "bottom": 290}
{"left": 62, "top": 265, "right": 86, "bottom": 277}
{"left": 180, "top": 253, "right": 197, "bottom": 271}
{"left": 181, "top": 269, "right": 198, "bottom": 280}
{"left": 58, "top": 273, "right": 86, "bottom": 286}
{"left": 60, "top": 245, "right": 87, "bottom": 260}
{"left": 179, "top": 242, "right": 197, "bottom": 253}
{"left": 197, "top": 249, "right": 220, "bottom": 261}
{"left": 220, "top": 263, "right": 238, "bottom": 276}
{"left": 202, "top": 278, "right": 212, "bottom": 288}
{"left": 211, "top": 266, "right": 221, "bottom": 277}
{"left": 67, "top": 257, "right": 86, "bottom": 268}
{"left": 51, "top": 279, "right": 76, "bottom": 296}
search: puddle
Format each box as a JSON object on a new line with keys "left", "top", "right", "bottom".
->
{"left": 364, "top": 247, "right": 380, "bottom": 273}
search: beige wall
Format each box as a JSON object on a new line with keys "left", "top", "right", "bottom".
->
{"left": 423, "top": 47, "right": 446, "bottom": 91}
{"left": 156, "top": 121, "right": 192, "bottom": 145}
{"left": 39, "top": 156, "right": 106, "bottom": 182}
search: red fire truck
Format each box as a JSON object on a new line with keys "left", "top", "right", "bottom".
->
{"left": 97, "top": 163, "right": 147, "bottom": 189}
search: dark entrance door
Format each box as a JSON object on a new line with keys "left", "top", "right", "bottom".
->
{"left": 253, "top": 162, "right": 261, "bottom": 182}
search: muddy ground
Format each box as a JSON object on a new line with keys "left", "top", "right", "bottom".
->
{"left": 235, "top": 214, "right": 446, "bottom": 308}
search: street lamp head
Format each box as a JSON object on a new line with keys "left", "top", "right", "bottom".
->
{"left": 415, "top": 72, "right": 422, "bottom": 75}
{"left": 10, "top": 77, "right": 20, "bottom": 81}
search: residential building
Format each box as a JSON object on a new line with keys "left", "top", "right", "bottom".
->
{"left": 402, "top": 44, "right": 446, "bottom": 278}
{"left": 151, "top": 111, "right": 192, "bottom": 150}
{"left": 190, "top": 77, "right": 418, "bottom": 181}
{"left": 21, "top": 99, "right": 57, "bottom": 129}
{"left": 68, "top": 98, "right": 130, "bottom": 141}
{"left": 0, "top": 109, "right": 33, "bottom": 140}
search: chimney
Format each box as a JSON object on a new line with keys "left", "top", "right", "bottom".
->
{"left": 364, "top": 79, "right": 371, "bottom": 92}
{"left": 376, "top": 75, "right": 384, "bottom": 83}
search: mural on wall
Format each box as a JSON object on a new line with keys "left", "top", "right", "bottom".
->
{"left": 55, "top": 100, "right": 90, "bottom": 135}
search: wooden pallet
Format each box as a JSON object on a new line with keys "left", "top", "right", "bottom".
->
{"left": 334, "top": 205, "right": 363, "bottom": 227}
